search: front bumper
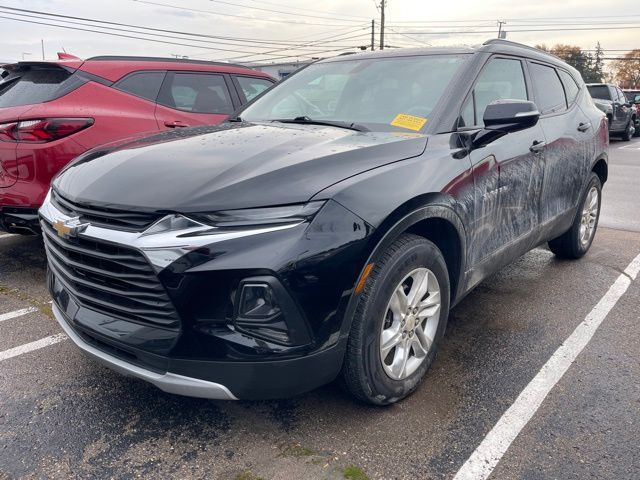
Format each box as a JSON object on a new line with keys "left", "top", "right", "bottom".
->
{"left": 52, "top": 298, "right": 347, "bottom": 399}
{"left": 53, "top": 302, "right": 237, "bottom": 400}
{"left": 40, "top": 191, "right": 371, "bottom": 399}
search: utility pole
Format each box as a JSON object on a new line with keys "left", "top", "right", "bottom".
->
{"left": 41, "top": 39, "right": 45, "bottom": 60}
{"left": 497, "top": 20, "right": 506, "bottom": 39}
{"left": 379, "top": 0, "right": 386, "bottom": 50}
{"left": 371, "top": 19, "right": 375, "bottom": 51}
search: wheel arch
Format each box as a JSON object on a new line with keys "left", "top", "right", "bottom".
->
{"left": 339, "top": 195, "right": 468, "bottom": 337}
{"left": 592, "top": 156, "right": 608, "bottom": 185}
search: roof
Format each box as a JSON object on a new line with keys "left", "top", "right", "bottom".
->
{"left": 85, "top": 55, "right": 249, "bottom": 70}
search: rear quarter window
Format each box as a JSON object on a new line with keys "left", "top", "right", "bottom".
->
{"left": 236, "top": 76, "right": 274, "bottom": 101}
{"left": 114, "top": 71, "right": 165, "bottom": 102}
{"left": 0, "top": 66, "right": 85, "bottom": 107}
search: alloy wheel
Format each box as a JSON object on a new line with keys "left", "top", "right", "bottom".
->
{"left": 579, "top": 186, "right": 599, "bottom": 248}
{"left": 379, "top": 268, "right": 441, "bottom": 380}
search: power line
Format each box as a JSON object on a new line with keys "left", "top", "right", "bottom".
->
{"left": 247, "top": 0, "right": 372, "bottom": 20}
{"left": 132, "top": 0, "right": 366, "bottom": 27}
{"left": 0, "top": 13, "right": 364, "bottom": 60}
{"left": 0, "top": 10, "right": 366, "bottom": 54}
{"left": 385, "top": 13, "right": 640, "bottom": 24}
{"left": 207, "top": 0, "right": 363, "bottom": 23}
{"left": 193, "top": 30, "right": 371, "bottom": 61}
{"left": 385, "top": 24, "right": 640, "bottom": 34}
{"left": 0, "top": 4, "right": 366, "bottom": 46}
{"left": 0, "top": 5, "right": 372, "bottom": 60}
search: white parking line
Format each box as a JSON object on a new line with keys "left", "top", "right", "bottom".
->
{"left": 453, "top": 252, "right": 640, "bottom": 480}
{"left": 0, "top": 333, "right": 67, "bottom": 362}
{"left": 0, "top": 233, "right": 15, "bottom": 239}
{"left": 0, "top": 307, "right": 37, "bottom": 323}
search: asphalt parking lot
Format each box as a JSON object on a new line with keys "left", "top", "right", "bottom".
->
{"left": 1, "top": 137, "right": 639, "bottom": 480}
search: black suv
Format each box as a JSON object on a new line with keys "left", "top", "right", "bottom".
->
{"left": 587, "top": 83, "right": 637, "bottom": 140}
{"left": 41, "top": 39, "right": 608, "bottom": 405}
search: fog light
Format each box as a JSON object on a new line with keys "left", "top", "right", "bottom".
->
{"left": 238, "top": 284, "right": 281, "bottom": 319}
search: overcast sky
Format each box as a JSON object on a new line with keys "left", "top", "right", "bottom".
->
{"left": 0, "top": 0, "right": 637, "bottom": 64}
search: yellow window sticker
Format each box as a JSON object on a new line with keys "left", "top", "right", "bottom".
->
{"left": 390, "top": 113, "right": 428, "bottom": 131}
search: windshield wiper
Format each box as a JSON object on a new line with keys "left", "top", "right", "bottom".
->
{"left": 273, "top": 116, "right": 369, "bottom": 132}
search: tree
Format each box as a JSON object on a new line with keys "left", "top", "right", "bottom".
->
{"left": 535, "top": 43, "right": 593, "bottom": 81}
{"left": 613, "top": 50, "right": 640, "bottom": 88}
{"left": 591, "top": 42, "right": 605, "bottom": 83}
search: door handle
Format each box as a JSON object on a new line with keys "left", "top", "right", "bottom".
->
{"left": 530, "top": 140, "right": 546, "bottom": 153}
{"left": 164, "top": 120, "right": 189, "bottom": 128}
{"left": 577, "top": 122, "right": 592, "bottom": 132}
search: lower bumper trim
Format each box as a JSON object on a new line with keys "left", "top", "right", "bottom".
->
{"left": 52, "top": 303, "right": 238, "bottom": 400}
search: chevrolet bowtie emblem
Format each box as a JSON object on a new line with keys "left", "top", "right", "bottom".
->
{"left": 53, "top": 216, "right": 89, "bottom": 239}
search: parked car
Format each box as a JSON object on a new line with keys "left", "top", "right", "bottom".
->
{"left": 586, "top": 83, "right": 636, "bottom": 140}
{"left": 0, "top": 55, "right": 274, "bottom": 234}
{"left": 41, "top": 39, "right": 608, "bottom": 405}
{"left": 623, "top": 89, "right": 640, "bottom": 135}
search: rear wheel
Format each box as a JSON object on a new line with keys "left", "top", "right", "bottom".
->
{"left": 633, "top": 119, "right": 640, "bottom": 137}
{"left": 341, "top": 234, "right": 450, "bottom": 405}
{"left": 548, "top": 173, "right": 601, "bottom": 259}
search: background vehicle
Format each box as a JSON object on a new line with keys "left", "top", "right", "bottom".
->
{"left": 587, "top": 83, "right": 636, "bottom": 140}
{"left": 623, "top": 89, "right": 640, "bottom": 136}
{"left": 41, "top": 40, "right": 608, "bottom": 405}
{"left": 0, "top": 55, "right": 274, "bottom": 234}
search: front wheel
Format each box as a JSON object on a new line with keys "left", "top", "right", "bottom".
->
{"left": 341, "top": 234, "right": 450, "bottom": 405}
{"left": 548, "top": 173, "right": 602, "bottom": 259}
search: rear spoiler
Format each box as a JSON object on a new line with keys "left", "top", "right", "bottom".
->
{"left": 0, "top": 52, "right": 84, "bottom": 72}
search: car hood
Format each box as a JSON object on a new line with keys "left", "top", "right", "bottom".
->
{"left": 53, "top": 122, "right": 428, "bottom": 212}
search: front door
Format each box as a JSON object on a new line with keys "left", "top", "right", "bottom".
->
{"left": 459, "top": 56, "right": 546, "bottom": 265}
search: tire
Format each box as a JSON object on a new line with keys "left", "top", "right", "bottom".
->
{"left": 633, "top": 120, "right": 640, "bottom": 138}
{"left": 548, "top": 173, "right": 602, "bottom": 259}
{"left": 341, "top": 234, "right": 451, "bottom": 405}
{"left": 621, "top": 120, "right": 634, "bottom": 141}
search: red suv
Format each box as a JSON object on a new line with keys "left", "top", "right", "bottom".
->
{"left": 0, "top": 55, "right": 274, "bottom": 234}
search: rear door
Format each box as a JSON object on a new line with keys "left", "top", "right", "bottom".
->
{"left": 529, "top": 63, "right": 591, "bottom": 222}
{"left": 154, "top": 71, "right": 238, "bottom": 129}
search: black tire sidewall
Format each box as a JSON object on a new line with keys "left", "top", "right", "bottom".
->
{"left": 357, "top": 238, "right": 450, "bottom": 404}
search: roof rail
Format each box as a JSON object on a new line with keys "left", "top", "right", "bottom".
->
{"left": 85, "top": 55, "right": 249, "bottom": 69}
{"left": 482, "top": 38, "right": 563, "bottom": 61}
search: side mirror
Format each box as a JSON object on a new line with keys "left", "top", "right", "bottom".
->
{"left": 483, "top": 99, "right": 540, "bottom": 133}
{"left": 472, "top": 100, "right": 540, "bottom": 148}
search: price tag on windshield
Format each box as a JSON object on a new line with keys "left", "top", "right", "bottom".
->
{"left": 390, "top": 114, "right": 428, "bottom": 132}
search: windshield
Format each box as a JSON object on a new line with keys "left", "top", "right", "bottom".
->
{"left": 587, "top": 85, "right": 611, "bottom": 101}
{"left": 240, "top": 54, "right": 468, "bottom": 132}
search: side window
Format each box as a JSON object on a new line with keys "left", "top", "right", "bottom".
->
{"left": 236, "top": 76, "right": 273, "bottom": 102}
{"left": 558, "top": 70, "right": 580, "bottom": 106}
{"left": 158, "top": 73, "right": 234, "bottom": 114}
{"left": 114, "top": 71, "right": 165, "bottom": 102}
{"left": 530, "top": 63, "right": 567, "bottom": 114}
{"left": 459, "top": 58, "right": 527, "bottom": 128}
{"left": 616, "top": 88, "right": 627, "bottom": 103}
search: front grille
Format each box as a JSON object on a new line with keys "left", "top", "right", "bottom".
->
{"left": 51, "top": 190, "right": 161, "bottom": 232}
{"left": 41, "top": 219, "right": 180, "bottom": 330}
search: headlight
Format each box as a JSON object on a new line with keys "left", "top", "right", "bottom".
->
{"left": 194, "top": 201, "right": 325, "bottom": 228}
